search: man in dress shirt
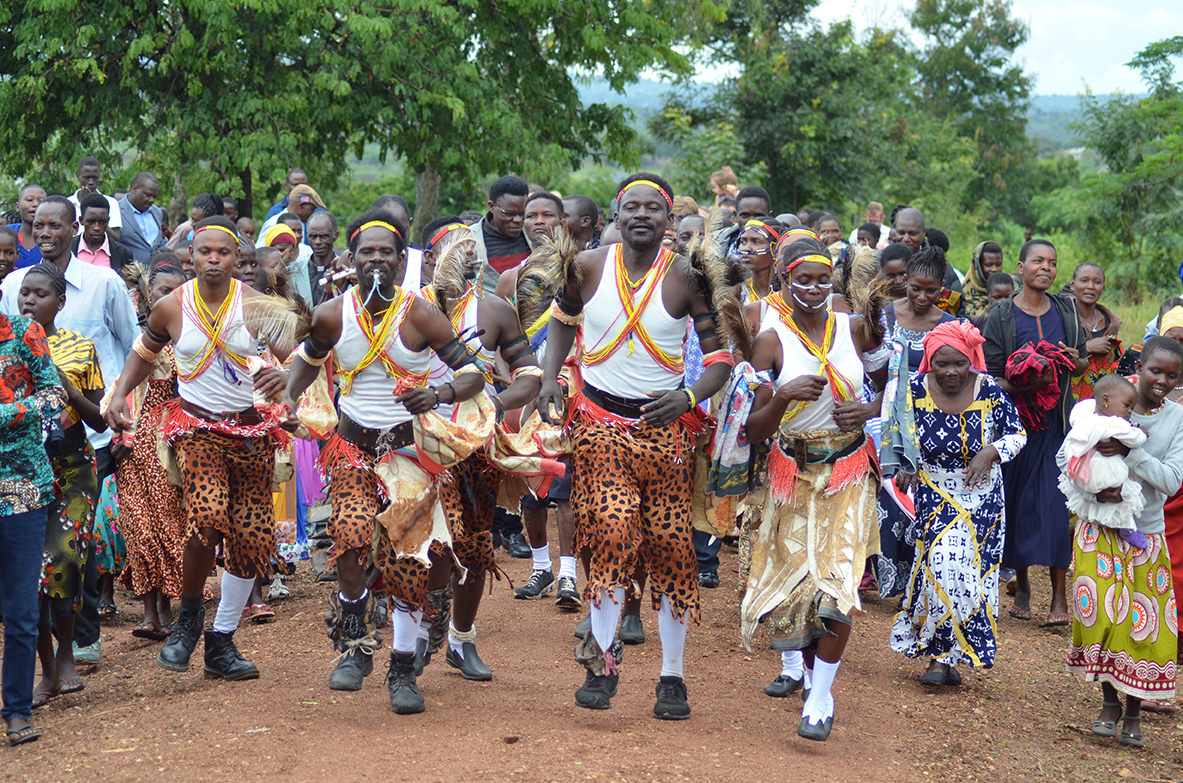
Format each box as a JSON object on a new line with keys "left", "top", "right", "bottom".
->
{"left": 2, "top": 196, "right": 140, "bottom": 664}
{"left": 118, "top": 172, "right": 165, "bottom": 264}
{"left": 66, "top": 157, "right": 122, "bottom": 242}
{"left": 70, "top": 194, "right": 134, "bottom": 273}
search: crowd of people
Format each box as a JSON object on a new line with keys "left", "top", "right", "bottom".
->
{"left": 0, "top": 159, "right": 1179, "bottom": 752}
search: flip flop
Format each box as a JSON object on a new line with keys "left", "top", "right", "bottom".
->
{"left": 1140, "top": 700, "right": 1177, "bottom": 714}
{"left": 1042, "top": 613, "right": 1070, "bottom": 627}
{"left": 6, "top": 724, "right": 41, "bottom": 746}
{"left": 31, "top": 683, "right": 60, "bottom": 709}
{"left": 131, "top": 621, "right": 169, "bottom": 641}
{"left": 58, "top": 675, "right": 85, "bottom": 695}
{"left": 1008, "top": 604, "right": 1032, "bottom": 620}
{"left": 249, "top": 603, "right": 275, "bottom": 623}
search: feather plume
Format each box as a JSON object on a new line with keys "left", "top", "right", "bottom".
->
{"left": 841, "top": 244, "right": 889, "bottom": 345}
{"left": 516, "top": 233, "right": 575, "bottom": 330}
{"left": 121, "top": 261, "right": 151, "bottom": 324}
{"left": 242, "top": 294, "right": 309, "bottom": 356}
{"left": 428, "top": 233, "right": 475, "bottom": 318}
{"left": 683, "top": 214, "right": 752, "bottom": 360}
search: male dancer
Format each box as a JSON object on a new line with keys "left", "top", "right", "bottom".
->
{"left": 104, "top": 216, "right": 291, "bottom": 680}
{"left": 280, "top": 209, "right": 485, "bottom": 714}
{"left": 537, "top": 173, "right": 732, "bottom": 719}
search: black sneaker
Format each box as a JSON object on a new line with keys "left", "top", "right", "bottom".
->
{"left": 555, "top": 576, "right": 581, "bottom": 608}
{"left": 654, "top": 676, "right": 691, "bottom": 720}
{"left": 575, "top": 669, "right": 618, "bottom": 710}
{"left": 514, "top": 569, "right": 556, "bottom": 599}
{"left": 698, "top": 570, "right": 720, "bottom": 589}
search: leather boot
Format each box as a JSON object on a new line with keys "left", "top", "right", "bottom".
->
{"left": 157, "top": 603, "right": 205, "bottom": 672}
{"left": 385, "top": 651, "right": 426, "bottom": 714}
{"left": 327, "top": 594, "right": 376, "bottom": 691}
{"left": 202, "top": 630, "right": 260, "bottom": 680}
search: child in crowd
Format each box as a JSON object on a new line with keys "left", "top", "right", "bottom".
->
{"left": 986, "top": 272, "right": 1014, "bottom": 304}
{"left": 1059, "top": 375, "right": 1148, "bottom": 548}
{"left": 857, "top": 223, "right": 881, "bottom": 247}
{"left": 0, "top": 226, "right": 18, "bottom": 283}
{"left": 236, "top": 217, "right": 256, "bottom": 242}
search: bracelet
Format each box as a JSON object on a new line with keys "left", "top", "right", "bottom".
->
{"left": 684, "top": 388, "right": 697, "bottom": 410}
{"left": 444, "top": 382, "right": 455, "bottom": 403}
{"left": 432, "top": 387, "right": 441, "bottom": 409}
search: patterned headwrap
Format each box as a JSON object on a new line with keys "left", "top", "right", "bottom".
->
{"left": 919, "top": 320, "right": 987, "bottom": 374}
{"left": 1161, "top": 306, "right": 1183, "bottom": 334}
{"left": 263, "top": 224, "right": 298, "bottom": 246}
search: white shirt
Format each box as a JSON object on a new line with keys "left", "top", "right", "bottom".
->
{"left": 67, "top": 191, "right": 123, "bottom": 233}
{"left": 1, "top": 256, "right": 139, "bottom": 450}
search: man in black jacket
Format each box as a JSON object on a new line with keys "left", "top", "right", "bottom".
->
{"left": 71, "top": 193, "right": 135, "bottom": 274}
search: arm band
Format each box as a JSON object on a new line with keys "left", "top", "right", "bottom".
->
{"left": 509, "top": 365, "right": 544, "bottom": 382}
{"left": 306, "top": 333, "right": 334, "bottom": 356}
{"left": 557, "top": 290, "right": 584, "bottom": 317}
{"left": 550, "top": 300, "right": 583, "bottom": 327}
{"left": 132, "top": 334, "right": 163, "bottom": 363}
{"left": 295, "top": 341, "right": 329, "bottom": 367}
{"left": 702, "top": 349, "right": 736, "bottom": 368}
{"left": 692, "top": 311, "right": 718, "bottom": 325}
{"left": 144, "top": 325, "right": 170, "bottom": 346}
{"left": 438, "top": 336, "right": 479, "bottom": 369}
{"left": 501, "top": 333, "right": 536, "bottom": 365}
{"left": 696, "top": 327, "right": 718, "bottom": 343}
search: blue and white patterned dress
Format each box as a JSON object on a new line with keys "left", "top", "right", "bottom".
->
{"left": 889, "top": 372, "right": 1026, "bottom": 667}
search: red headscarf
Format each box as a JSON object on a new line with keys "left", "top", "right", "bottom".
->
{"left": 919, "top": 320, "right": 987, "bottom": 374}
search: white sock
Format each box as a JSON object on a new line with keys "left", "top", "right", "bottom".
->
{"left": 531, "top": 545, "right": 552, "bottom": 573}
{"left": 803, "top": 665, "right": 813, "bottom": 692}
{"left": 339, "top": 588, "right": 368, "bottom": 605}
{"left": 416, "top": 619, "right": 430, "bottom": 642}
{"left": 802, "top": 658, "right": 839, "bottom": 724}
{"left": 558, "top": 556, "right": 578, "bottom": 581}
{"left": 390, "top": 599, "right": 423, "bottom": 653}
{"left": 780, "top": 650, "right": 804, "bottom": 679}
{"left": 211, "top": 572, "right": 255, "bottom": 634}
{"left": 590, "top": 587, "right": 625, "bottom": 652}
{"left": 657, "top": 595, "right": 686, "bottom": 679}
{"left": 448, "top": 630, "right": 467, "bottom": 657}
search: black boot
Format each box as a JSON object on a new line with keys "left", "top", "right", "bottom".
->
{"left": 385, "top": 651, "right": 425, "bottom": 714}
{"left": 327, "top": 593, "right": 376, "bottom": 692}
{"left": 157, "top": 600, "right": 205, "bottom": 672}
{"left": 202, "top": 630, "right": 260, "bottom": 680}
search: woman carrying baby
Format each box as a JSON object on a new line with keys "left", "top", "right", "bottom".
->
{"left": 1062, "top": 336, "right": 1183, "bottom": 748}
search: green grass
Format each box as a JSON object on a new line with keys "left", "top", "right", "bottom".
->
{"left": 1108, "top": 299, "right": 1160, "bottom": 349}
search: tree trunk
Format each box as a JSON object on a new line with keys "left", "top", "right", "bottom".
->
{"left": 239, "top": 169, "right": 254, "bottom": 222}
{"left": 414, "top": 165, "right": 440, "bottom": 246}
{"left": 168, "top": 173, "right": 187, "bottom": 238}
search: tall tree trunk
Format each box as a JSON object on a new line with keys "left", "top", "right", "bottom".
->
{"left": 168, "top": 173, "right": 187, "bottom": 238}
{"left": 239, "top": 169, "right": 254, "bottom": 222}
{"left": 414, "top": 165, "right": 440, "bottom": 246}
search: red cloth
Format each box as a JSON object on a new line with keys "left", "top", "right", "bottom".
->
{"left": 1004, "top": 340, "right": 1074, "bottom": 432}
{"left": 918, "top": 320, "right": 987, "bottom": 374}
{"left": 1164, "top": 487, "right": 1183, "bottom": 626}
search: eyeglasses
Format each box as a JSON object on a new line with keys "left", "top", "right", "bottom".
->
{"left": 495, "top": 205, "right": 525, "bottom": 221}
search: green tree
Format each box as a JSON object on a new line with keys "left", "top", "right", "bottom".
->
{"left": 910, "top": 0, "right": 1035, "bottom": 222}
{"left": 1033, "top": 38, "right": 1183, "bottom": 299}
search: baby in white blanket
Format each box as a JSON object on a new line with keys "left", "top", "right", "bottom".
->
{"left": 1059, "top": 375, "right": 1148, "bottom": 548}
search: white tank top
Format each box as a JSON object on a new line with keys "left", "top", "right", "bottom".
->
{"left": 581, "top": 245, "right": 686, "bottom": 398}
{"left": 174, "top": 281, "right": 258, "bottom": 412}
{"left": 423, "top": 289, "right": 495, "bottom": 418}
{"left": 766, "top": 309, "right": 862, "bottom": 433}
{"left": 336, "top": 288, "right": 430, "bottom": 429}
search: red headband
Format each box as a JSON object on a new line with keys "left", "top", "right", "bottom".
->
{"left": 919, "top": 320, "right": 987, "bottom": 374}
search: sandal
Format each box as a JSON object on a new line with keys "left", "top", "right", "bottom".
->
{"left": 1008, "top": 604, "right": 1032, "bottom": 620}
{"left": 1042, "top": 613, "right": 1071, "bottom": 628}
{"left": 97, "top": 600, "right": 117, "bottom": 620}
{"left": 131, "top": 621, "right": 169, "bottom": 641}
{"left": 858, "top": 571, "right": 879, "bottom": 593}
{"left": 1140, "top": 700, "right": 1177, "bottom": 714}
{"left": 58, "top": 675, "right": 84, "bottom": 695}
{"left": 1091, "top": 700, "right": 1122, "bottom": 737}
{"left": 6, "top": 723, "right": 41, "bottom": 746}
{"left": 1119, "top": 714, "right": 1144, "bottom": 748}
{"left": 31, "top": 682, "right": 60, "bottom": 709}
{"left": 249, "top": 603, "right": 275, "bottom": 623}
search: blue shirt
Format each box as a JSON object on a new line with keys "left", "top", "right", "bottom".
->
{"left": 264, "top": 195, "right": 291, "bottom": 222}
{"left": 131, "top": 204, "right": 161, "bottom": 247}
{"left": 6, "top": 223, "right": 42, "bottom": 269}
{"left": 1, "top": 256, "right": 140, "bottom": 450}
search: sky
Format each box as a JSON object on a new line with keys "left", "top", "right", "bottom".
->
{"left": 705, "top": 0, "right": 1178, "bottom": 95}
